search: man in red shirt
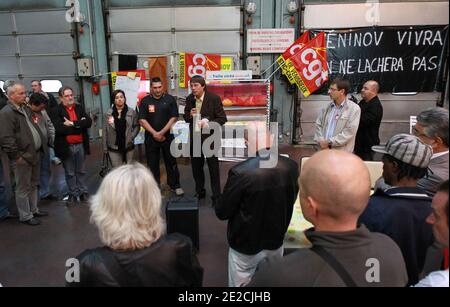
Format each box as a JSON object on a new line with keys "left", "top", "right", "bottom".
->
{"left": 52, "top": 87, "right": 92, "bottom": 205}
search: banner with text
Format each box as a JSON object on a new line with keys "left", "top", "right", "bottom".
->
{"left": 312, "top": 25, "right": 448, "bottom": 93}
{"left": 179, "top": 53, "right": 222, "bottom": 88}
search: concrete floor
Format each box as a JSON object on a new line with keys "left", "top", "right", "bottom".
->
{"left": 0, "top": 140, "right": 314, "bottom": 287}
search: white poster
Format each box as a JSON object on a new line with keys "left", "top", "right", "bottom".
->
{"left": 206, "top": 70, "right": 253, "bottom": 81}
{"left": 114, "top": 76, "right": 141, "bottom": 110}
{"left": 247, "top": 29, "right": 295, "bottom": 54}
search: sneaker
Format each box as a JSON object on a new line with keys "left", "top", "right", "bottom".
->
{"left": 66, "top": 195, "right": 79, "bottom": 206}
{"left": 173, "top": 188, "right": 185, "bottom": 196}
{"left": 20, "top": 218, "right": 41, "bottom": 226}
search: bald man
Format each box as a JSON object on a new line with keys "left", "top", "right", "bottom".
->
{"left": 354, "top": 81, "right": 383, "bottom": 161}
{"left": 249, "top": 151, "right": 408, "bottom": 287}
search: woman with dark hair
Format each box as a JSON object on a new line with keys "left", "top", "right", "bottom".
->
{"left": 103, "top": 90, "right": 140, "bottom": 167}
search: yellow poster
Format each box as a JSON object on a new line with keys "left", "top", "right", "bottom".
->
{"left": 111, "top": 72, "right": 117, "bottom": 90}
{"left": 179, "top": 52, "right": 186, "bottom": 88}
{"left": 221, "top": 57, "right": 233, "bottom": 71}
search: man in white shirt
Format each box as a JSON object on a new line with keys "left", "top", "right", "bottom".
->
{"left": 415, "top": 180, "right": 449, "bottom": 287}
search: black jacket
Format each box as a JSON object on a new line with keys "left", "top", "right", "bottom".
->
{"left": 216, "top": 154, "right": 299, "bottom": 255}
{"left": 359, "top": 187, "right": 433, "bottom": 285}
{"left": 51, "top": 103, "right": 92, "bottom": 160}
{"left": 355, "top": 96, "right": 383, "bottom": 155}
{"left": 68, "top": 233, "right": 203, "bottom": 287}
{"left": 183, "top": 91, "right": 227, "bottom": 135}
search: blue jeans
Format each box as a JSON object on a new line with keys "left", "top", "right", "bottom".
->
{"left": 62, "top": 144, "right": 88, "bottom": 197}
{"left": 0, "top": 158, "right": 8, "bottom": 219}
{"left": 39, "top": 151, "right": 51, "bottom": 198}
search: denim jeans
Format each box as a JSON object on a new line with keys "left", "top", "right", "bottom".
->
{"left": 62, "top": 144, "right": 88, "bottom": 197}
{"left": 39, "top": 151, "right": 51, "bottom": 198}
{"left": 0, "top": 158, "right": 8, "bottom": 219}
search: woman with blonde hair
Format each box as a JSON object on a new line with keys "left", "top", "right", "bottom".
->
{"left": 103, "top": 90, "right": 140, "bottom": 167}
{"left": 69, "top": 163, "right": 203, "bottom": 287}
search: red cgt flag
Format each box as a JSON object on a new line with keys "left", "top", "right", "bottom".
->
{"left": 179, "top": 53, "right": 222, "bottom": 88}
{"left": 282, "top": 32, "right": 329, "bottom": 97}
{"left": 277, "top": 31, "right": 311, "bottom": 70}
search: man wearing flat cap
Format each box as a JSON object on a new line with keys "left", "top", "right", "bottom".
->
{"left": 359, "top": 134, "right": 434, "bottom": 286}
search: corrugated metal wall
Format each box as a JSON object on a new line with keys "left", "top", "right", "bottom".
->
{"left": 0, "top": 8, "right": 78, "bottom": 93}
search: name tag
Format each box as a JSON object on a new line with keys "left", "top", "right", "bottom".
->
{"left": 149, "top": 105, "right": 156, "bottom": 113}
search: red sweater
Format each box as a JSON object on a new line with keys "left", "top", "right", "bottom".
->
{"left": 65, "top": 105, "right": 83, "bottom": 144}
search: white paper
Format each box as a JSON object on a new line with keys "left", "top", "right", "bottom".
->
{"left": 115, "top": 76, "right": 141, "bottom": 110}
{"left": 221, "top": 138, "right": 247, "bottom": 149}
{"left": 172, "top": 121, "right": 190, "bottom": 144}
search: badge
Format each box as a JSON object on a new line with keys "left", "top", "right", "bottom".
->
{"left": 149, "top": 105, "right": 156, "bottom": 113}
{"left": 32, "top": 115, "right": 39, "bottom": 124}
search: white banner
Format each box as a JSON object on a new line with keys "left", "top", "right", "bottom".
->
{"left": 206, "top": 70, "right": 253, "bottom": 81}
{"left": 247, "top": 29, "right": 295, "bottom": 54}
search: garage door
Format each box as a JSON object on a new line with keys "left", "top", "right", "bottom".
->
{"left": 0, "top": 9, "right": 78, "bottom": 95}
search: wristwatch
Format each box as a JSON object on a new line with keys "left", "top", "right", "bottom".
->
{"left": 328, "top": 141, "right": 332, "bottom": 149}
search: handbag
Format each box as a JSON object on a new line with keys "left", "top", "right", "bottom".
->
{"left": 99, "top": 152, "right": 113, "bottom": 178}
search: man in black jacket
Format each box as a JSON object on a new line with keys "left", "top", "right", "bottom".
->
{"left": 184, "top": 76, "right": 227, "bottom": 206}
{"left": 216, "top": 123, "right": 299, "bottom": 287}
{"left": 354, "top": 80, "right": 383, "bottom": 161}
{"left": 52, "top": 86, "right": 92, "bottom": 204}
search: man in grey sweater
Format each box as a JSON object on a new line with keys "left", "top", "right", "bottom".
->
{"left": 249, "top": 150, "right": 408, "bottom": 287}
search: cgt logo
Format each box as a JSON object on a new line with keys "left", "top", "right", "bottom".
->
{"left": 299, "top": 48, "right": 326, "bottom": 88}
{"left": 65, "top": 0, "right": 85, "bottom": 23}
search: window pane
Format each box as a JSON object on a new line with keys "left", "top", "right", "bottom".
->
{"left": 41, "top": 80, "right": 63, "bottom": 93}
